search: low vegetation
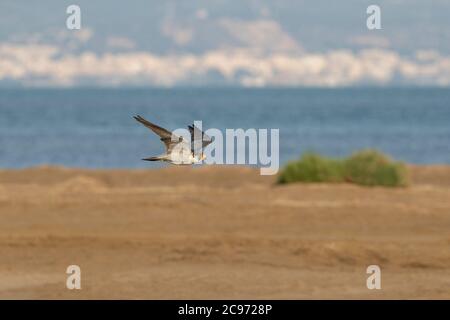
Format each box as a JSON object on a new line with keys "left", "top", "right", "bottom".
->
{"left": 277, "top": 150, "right": 408, "bottom": 187}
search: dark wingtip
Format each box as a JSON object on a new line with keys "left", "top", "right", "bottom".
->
{"left": 134, "top": 115, "right": 144, "bottom": 123}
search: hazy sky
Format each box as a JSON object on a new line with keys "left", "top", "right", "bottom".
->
{"left": 1, "top": 0, "right": 450, "bottom": 87}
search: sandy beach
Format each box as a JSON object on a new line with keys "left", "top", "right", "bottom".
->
{"left": 0, "top": 165, "right": 449, "bottom": 299}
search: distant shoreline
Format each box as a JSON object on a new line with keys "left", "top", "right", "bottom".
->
{"left": 1, "top": 86, "right": 450, "bottom": 91}
{"left": 1, "top": 164, "right": 450, "bottom": 186}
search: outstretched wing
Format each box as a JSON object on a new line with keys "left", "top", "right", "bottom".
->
{"left": 134, "top": 115, "right": 184, "bottom": 152}
{"left": 188, "top": 124, "right": 213, "bottom": 152}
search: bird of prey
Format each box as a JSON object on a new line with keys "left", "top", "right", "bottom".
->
{"left": 134, "top": 115, "right": 212, "bottom": 165}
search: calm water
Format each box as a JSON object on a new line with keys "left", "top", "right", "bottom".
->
{"left": 0, "top": 88, "right": 449, "bottom": 168}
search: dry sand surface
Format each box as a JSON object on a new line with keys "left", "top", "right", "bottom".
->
{"left": 0, "top": 165, "right": 449, "bottom": 299}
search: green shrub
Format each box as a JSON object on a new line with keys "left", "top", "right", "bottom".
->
{"left": 277, "top": 152, "right": 344, "bottom": 184}
{"left": 277, "top": 149, "right": 408, "bottom": 187}
{"left": 343, "top": 150, "right": 408, "bottom": 187}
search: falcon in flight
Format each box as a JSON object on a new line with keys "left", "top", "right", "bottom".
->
{"left": 134, "top": 115, "right": 212, "bottom": 165}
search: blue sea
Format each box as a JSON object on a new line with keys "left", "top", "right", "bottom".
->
{"left": 0, "top": 87, "right": 449, "bottom": 168}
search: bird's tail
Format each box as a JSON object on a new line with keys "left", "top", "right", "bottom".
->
{"left": 142, "top": 156, "right": 163, "bottom": 161}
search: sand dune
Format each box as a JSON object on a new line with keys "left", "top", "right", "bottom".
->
{"left": 0, "top": 165, "right": 449, "bottom": 299}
